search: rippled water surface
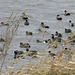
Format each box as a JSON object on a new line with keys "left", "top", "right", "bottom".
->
{"left": 0, "top": 0, "right": 75, "bottom": 71}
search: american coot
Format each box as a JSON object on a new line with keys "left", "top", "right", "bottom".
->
{"left": 0, "top": 47, "right": 3, "bottom": 52}
{"left": 24, "top": 20, "right": 29, "bottom": 25}
{"left": 26, "top": 49, "right": 37, "bottom": 56}
{"left": 20, "top": 42, "right": 30, "bottom": 48}
{"left": 48, "top": 51, "right": 56, "bottom": 56}
{"left": 26, "top": 31, "right": 33, "bottom": 35}
{"left": 56, "top": 15, "right": 62, "bottom": 20}
{"left": 65, "top": 28, "right": 72, "bottom": 33}
{"left": 55, "top": 31, "right": 62, "bottom": 37}
{"left": 69, "top": 39, "right": 75, "bottom": 43}
{"left": 41, "top": 22, "right": 49, "bottom": 28}
{"left": 48, "top": 39, "right": 52, "bottom": 44}
{"left": 14, "top": 50, "right": 24, "bottom": 59}
{"left": 64, "top": 10, "right": 70, "bottom": 16}
{"left": 69, "top": 20, "right": 74, "bottom": 27}
{"left": 65, "top": 48, "right": 71, "bottom": 50}
{"left": 51, "top": 34, "right": 56, "bottom": 41}
{"left": 51, "top": 34, "right": 61, "bottom": 42}
{"left": 22, "top": 16, "right": 28, "bottom": 20}
{"left": 0, "top": 38, "right": 5, "bottom": 42}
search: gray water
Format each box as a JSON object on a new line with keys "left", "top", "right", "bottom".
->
{"left": 0, "top": 0, "right": 75, "bottom": 71}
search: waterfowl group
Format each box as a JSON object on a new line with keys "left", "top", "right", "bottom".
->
{"left": 13, "top": 9, "right": 75, "bottom": 59}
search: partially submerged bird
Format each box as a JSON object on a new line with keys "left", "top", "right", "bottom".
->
{"left": 20, "top": 42, "right": 30, "bottom": 48}
{"left": 26, "top": 49, "right": 37, "bottom": 57}
{"left": 48, "top": 51, "right": 56, "bottom": 57}
{"left": 26, "top": 31, "right": 33, "bottom": 35}
{"left": 24, "top": 20, "right": 29, "bottom": 25}
{"left": 41, "top": 22, "right": 49, "bottom": 28}
{"left": 14, "top": 50, "right": 24, "bottom": 59}
{"left": 69, "top": 20, "right": 74, "bottom": 27}
{"left": 64, "top": 10, "right": 70, "bottom": 16}
{"left": 1, "top": 22, "right": 9, "bottom": 26}
{"left": 56, "top": 15, "right": 62, "bottom": 20}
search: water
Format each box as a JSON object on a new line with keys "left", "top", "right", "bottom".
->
{"left": 0, "top": 0, "right": 75, "bottom": 71}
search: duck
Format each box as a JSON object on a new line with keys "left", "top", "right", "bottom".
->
{"left": 50, "top": 41, "right": 57, "bottom": 48}
{"left": 68, "top": 35, "right": 75, "bottom": 40}
{"left": 51, "top": 34, "right": 57, "bottom": 41}
{"left": 41, "top": 22, "right": 49, "bottom": 28}
{"left": 24, "top": 20, "right": 29, "bottom": 25}
{"left": 0, "top": 47, "right": 3, "bottom": 52}
{"left": 57, "top": 37, "right": 61, "bottom": 42}
{"left": 22, "top": 12, "right": 28, "bottom": 20}
{"left": 0, "top": 38, "right": 5, "bottom": 42}
{"left": 55, "top": 31, "right": 62, "bottom": 37}
{"left": 48, "top": 51, "right": 56, "bottom": 56}
{"left": 38, "top": 29, "right": 47, "bottom": 33}
{"left": 48, "top": 39, "right": 52, "bottom": 44}
{"left": 26, "top": 49, "right": 37, "bottom": 56}
{"left": 65, "top": 28, "right": 72, "bottom": 33}
{"left": 56, "top": 15, "right": 62, "bottom": 20}
{"left": 69, "top": 39, "right": 75, "bottom": 43}
{"left": 14, "top": 50, "right": 24, "bottom": 59}
{"left": 65, "top": 48, "right": 68, "bottom": 50}
{"left": 26, "top": 31, "right": 33, "bottom": 35}
{"left": 64, "top": 48, "right": 71, "bottom": 50}
{"left": 64, "top": 10, "right": 70, "bottom": 16}
{"left": 69, "top": 20, "right": 74, "bottom": 27}
{"left": 1, "top": 22, "right": 9, "bottom": 26}
{"left": 20, "top": 42, "right": 30, "bottom": 48}
{"left": 51, "top": 34, "right": 61, "bottom": 42}
{"left": 22, "top": 16, "right": 28, "bottom": 20}
{"left": 36, "top": 39, "right": 48, "bottom": 43}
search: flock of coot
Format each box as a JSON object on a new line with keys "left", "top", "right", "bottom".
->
{"left": 14, "top": 10, "right": 75, "bottom": 59}
{"left": 0, "top": 10, "right": 75, "bottom": 59}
